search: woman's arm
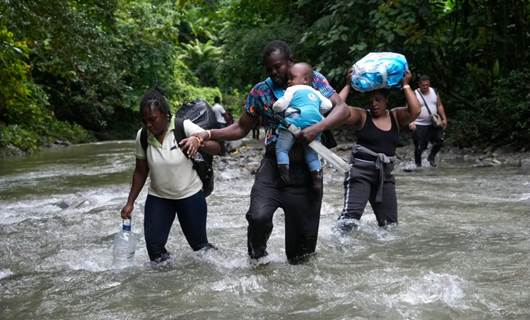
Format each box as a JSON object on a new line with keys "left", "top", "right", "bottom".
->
{"left": 180, "top": 136, "right": 221, "bottom": 158}
{"left": 338, "top": 68, "right": 353, "bottom": 102}
{"left": 393, "top": 70, "right": 421, "bottom": 127}
{"left": 344, "top": 106, "right": 366, "bottom": 128}
{"left": 181, "top": 119, "right": 223, "bottom": 157}
{"left": 120, "top": 158, "right": 149, "bottom": 219}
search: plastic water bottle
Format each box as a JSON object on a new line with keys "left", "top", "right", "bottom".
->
{"left": 112, "top": 219, "right": 137, "bottom": 268}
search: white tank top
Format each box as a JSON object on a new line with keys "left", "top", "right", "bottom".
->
{"left": 414, "top": 87, "right": 438, "bottom": 126}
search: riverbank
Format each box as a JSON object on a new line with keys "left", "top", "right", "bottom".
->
{"left": 2, "top": 130, "right": 530, "bottom": 171}
{"left": 221, "top": 129, "right": 530, "bottom": 174}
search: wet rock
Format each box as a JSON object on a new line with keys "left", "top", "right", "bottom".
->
{"left": 225, "top": 140, "right": 243, "bottom": 153}
{"left": 0, "top": 145, "right": 25, "bottom": 158}
{"left": 335, "top": 143, "right": 351, "bottom": 152}
{"left": 46, "top": 140, "right": 72, "bottom": 149}
{"left": 246, "top": 161, "right": 261, "bottom": 174}
{"left": 521, "top": 158, "right": 530, "bottom": 170}
{"left": 472, "top": 157, "right": 502, "bottom": 168}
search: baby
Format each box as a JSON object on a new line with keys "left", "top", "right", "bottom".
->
{"left": 272, "top": 62, "right": 332, "bottom": 191}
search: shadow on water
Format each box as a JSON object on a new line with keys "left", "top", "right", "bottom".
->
{"left": 1, "top": 141, "right": 529, "bottom": 319}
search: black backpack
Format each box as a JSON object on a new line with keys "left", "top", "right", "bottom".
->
{"left": 140, "top": 100, "right": 217, "bottom": 197}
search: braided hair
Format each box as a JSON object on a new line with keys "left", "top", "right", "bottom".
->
{"left": 139, "top": 87, "right": 171, "bottom": 117}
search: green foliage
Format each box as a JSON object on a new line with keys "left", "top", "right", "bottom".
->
{"left": 179, "top": 39, "right": 222, "bottom": 86}
{"left": 450, "top": 69, "right": 530, "bottom": 148}
{"left": 2, "top": 0, "right": 529, "bottom": 153}
{"left": 216, "top": 0, "right": 530, "bottom": 148}
{"left": 0, "top": 25, "right": 91, "bottom": 151}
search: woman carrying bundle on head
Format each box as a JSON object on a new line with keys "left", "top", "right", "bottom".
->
{"left": 336, "top": 66, "right": 421, "bottom": 232}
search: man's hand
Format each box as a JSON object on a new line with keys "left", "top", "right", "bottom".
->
{"left": 192, "top": 131, "right": 209, "bottom": 142}
{"left": 409, "top": 122, "right": 416, "bottom": 131}
{"left": 300, "top": 124, "right": 323, "bottom": 143}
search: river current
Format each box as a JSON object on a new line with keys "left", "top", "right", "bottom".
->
{"left": 0, "top": 140, "right": 529, "bottom": 319}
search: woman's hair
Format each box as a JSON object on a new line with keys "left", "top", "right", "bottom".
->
{"left": 371, "top": 88, "right": 390, "bottom": 100}
{"left": 262, "top": 40, "right": 292, "bottom": 63}
{"left": 140, "top": 87, "right": 171, "bottom": 117}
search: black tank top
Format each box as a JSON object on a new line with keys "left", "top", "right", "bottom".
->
{"left": 356, "top": 111, "right": 399, "bottom": 157}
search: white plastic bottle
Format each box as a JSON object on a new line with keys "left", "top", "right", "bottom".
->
{"left": 112, "top": 219, "right": 137, "bottom": 268}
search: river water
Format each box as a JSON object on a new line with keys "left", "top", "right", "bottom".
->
{"left": 0, "top": 140, "right": 529, "bottom": 319}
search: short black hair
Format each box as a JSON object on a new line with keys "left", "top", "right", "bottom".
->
{"left": 262, "top": 40, "right": 292, "bottom": 63}
{"left": 419, "top": 75, "right": 430, "bottom": 83}
{"left": 214, "top": 96, "right": 221, "bottom": 103}
{"left": 371, "top": 88, "right": 390, "bottom": 99}
{"left": 140, "top": 87, "right": 171, "bottom": 117}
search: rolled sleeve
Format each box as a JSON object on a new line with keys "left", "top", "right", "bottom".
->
{"left": 134, "top": 128, "right": 145, "bottom": 159}
{"left": 183, "top": 119, "right": 205, "bottom": 137}
{"left": 244, "top": 87, "right": 262, "bottom": 118}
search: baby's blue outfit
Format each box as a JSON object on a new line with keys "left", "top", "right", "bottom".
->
{"left": 273, "top": 85, "right": 332, "bottom": 172}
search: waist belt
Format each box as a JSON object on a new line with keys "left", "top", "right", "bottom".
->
{"left": 351, "top": 144, "right": 396, "bottom": 203}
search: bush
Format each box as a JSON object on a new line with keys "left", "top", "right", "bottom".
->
{"left": 0, "top": 26, "right": 92, "bottom": 152}
{"left": 450, "top": 69, "right": 530, "bottom": 148}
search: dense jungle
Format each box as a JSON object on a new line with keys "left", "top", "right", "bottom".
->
{"left": 1, "top": 0, "right": 529, "bottom": 155}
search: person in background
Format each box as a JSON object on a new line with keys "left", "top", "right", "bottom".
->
{"left": 120, "top": 88, "right": 221, "bottom": 263}
{"left": 211, "top": 96, "right": 230, "bottom": 154}
{"left": 336, "top": 69, "right": 420, "bottom": 231}
{"left": 212, "top": 96, "right": 228, "bottom": 129}
{"left": 409, "top": 75, "right": 448, "bottom": 167}
{"left": 193, "top": 40, "right": 349, "bottom": 264}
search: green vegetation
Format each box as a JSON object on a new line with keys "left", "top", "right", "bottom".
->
{"left": 1, "top": 0, "right": 529, "bottom": 154}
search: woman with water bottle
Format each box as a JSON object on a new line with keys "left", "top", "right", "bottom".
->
{"left": 120, "top": 88, "right": 221, "bottom": 263}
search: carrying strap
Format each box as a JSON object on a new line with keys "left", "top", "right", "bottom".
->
{"left": 416, "top": 89, "right": 436, "bottom": 116}
{"left": 351, "top": 144, "right": 396, "bottom": 203}
{"left": 173, "top": 118, "right": 186, "bottom": 148}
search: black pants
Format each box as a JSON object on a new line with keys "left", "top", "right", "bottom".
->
{"left": 339, "top": 164, "right": 397, "bottom": 227}
{"left": 413, "top": 124, "right": 444, "bottom": 166}
{"left": 246, "top": 149, "right": 323, "bottom": 264}
{"left": 144, "top": 192, "right": 209, "bottom": 261}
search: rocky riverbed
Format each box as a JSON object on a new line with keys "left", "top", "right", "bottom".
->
{"left": 219, "top": 128, "right": 530, "bottom": 175}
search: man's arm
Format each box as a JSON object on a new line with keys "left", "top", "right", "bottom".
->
{"left": 194, "top": 111, "right": 257, "bottom": 142}
{"left": 301, "top": 92, "right": 350, "bottom": 141}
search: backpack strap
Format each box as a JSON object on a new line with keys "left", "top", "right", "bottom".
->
{"left": 415, "top": 88, "right": 434, "bottom": 115}
{"left": 173, "top": 117, "right": 186, "bottom": 149}
{"left": 140, "top": 127, "right": 148, "bottom": 153}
